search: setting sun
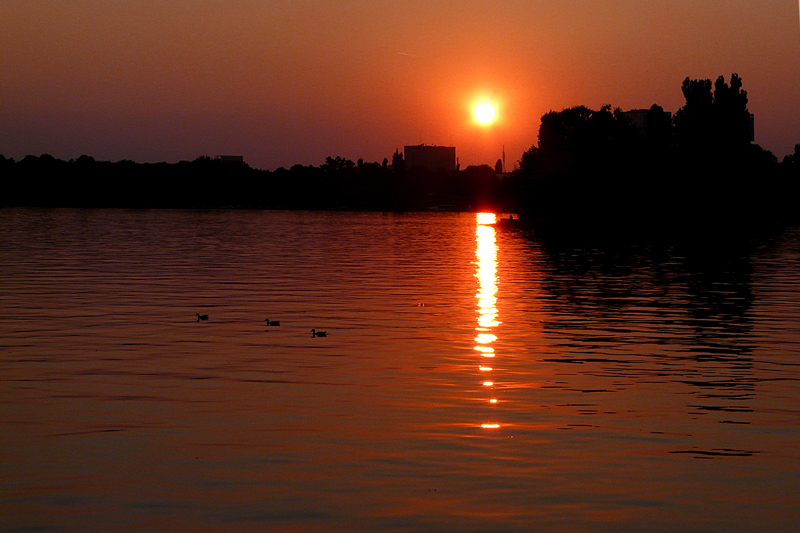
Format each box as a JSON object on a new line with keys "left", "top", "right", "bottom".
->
{"left": 474, "top": 103, "right": 496, "bottom": 124}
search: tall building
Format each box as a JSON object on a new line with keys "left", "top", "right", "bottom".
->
{"left": 404, "top": 145, "right": 456, "bottom": 172}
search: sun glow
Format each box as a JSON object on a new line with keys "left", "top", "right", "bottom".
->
{"left": 474, "top": 103, "right": 496, "bottom": 124}
{"left": 476, "top": 212, "right": 496, "bottom": 225}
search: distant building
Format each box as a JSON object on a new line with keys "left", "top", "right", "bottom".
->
{"left": 621, "top": 108, "right": 672, "bottom": 139}
{"left": 404, "top": 145, "right": 456, "bottom": 172}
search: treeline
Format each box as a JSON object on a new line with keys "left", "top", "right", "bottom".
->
{"left": 0, "top": 153, "right": 507, "bottom": 211}
{"left": 2, "top": 73, "right": 799, "bottom": 223}
{"left": 512, "top": 74, "right": 800, "bottom": 226}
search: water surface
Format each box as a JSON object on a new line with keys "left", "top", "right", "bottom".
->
{"left": 1, "top": 209, "right": 799, "bottom": 532}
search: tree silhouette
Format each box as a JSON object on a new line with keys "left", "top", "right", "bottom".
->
{"left": 391, "top": 149, "right": 405, "bottom": 173}
{"left": 515, "top": 105, "right": 644, "bottom": 222}
{"left": 644, "top": 104, "right": 672, "bottom": 150}
{"left": 322, "top": 156, "right": 355, "bottom": 174}
{"left": 674, "top": 73, "right": 751, "bottom": 156}
{"left": 512, "top": 74, "right": 790, "bottom": 226}
{"left": 673, "top": 77, "right": 714, "bottom": 152}
{"left": 783, "top": 144, "right": 800, "bottom": 168}
{"left": 713, "top": 74, "right": 751, "bottom": 146}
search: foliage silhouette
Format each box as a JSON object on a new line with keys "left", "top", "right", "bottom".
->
{"left": 1, "top": 74, "right": 798, "bottom": 227}
{"left": 0, "top": 152, "right": 502, "bottom": 212}
{"left": 516, "top": 74, "right": 793, "bottom": 229}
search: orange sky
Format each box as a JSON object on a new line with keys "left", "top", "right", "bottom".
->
{"left": 2, "top": 1, "right": 799, "bottom": 170}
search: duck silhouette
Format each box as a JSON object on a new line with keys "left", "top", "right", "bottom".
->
{"left": 265, "top": 318, "right": 281, "bottom": 326}
{"left": 196, "top": 313, "right": 209, "bottom": 322}
{"left": 311, "top": 329, "right": 327, "bottom": 337}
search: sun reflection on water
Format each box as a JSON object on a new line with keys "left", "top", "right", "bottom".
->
{"left": 475, "top": 333, "right": 497, "bottom": 343}
{"left": 475, "top": 212, "right": 500, "bottom": 429}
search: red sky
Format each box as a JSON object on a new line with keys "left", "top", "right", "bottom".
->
{"left": 2, "top": 1, "right": 799, "bottom": 170}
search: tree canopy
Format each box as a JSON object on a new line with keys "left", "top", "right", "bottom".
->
{"left": 516, "top": 74, "right": 793, "bottom": 226}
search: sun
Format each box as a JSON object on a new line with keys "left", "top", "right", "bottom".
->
{"left": 474, "top": 102, "right": 496, "bottom": 124}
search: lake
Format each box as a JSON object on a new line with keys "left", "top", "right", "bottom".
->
{"left": 1, "top": 209, "right": 799, "bottom": 532}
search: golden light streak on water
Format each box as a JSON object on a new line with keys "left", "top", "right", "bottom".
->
{"left": 475, "top": 333, "right": 497, "bottom": 344}
{"left": 476, "top": 213, "right": 501, "bottom": 429}
{"left": 478, "top": 314, "right": 498, "bottom": 329}
{"left": 475, "top": 219, "right": 499, "bottom": 331}
{"left": 477, "top": 297, "right": 496, "bottom": 309}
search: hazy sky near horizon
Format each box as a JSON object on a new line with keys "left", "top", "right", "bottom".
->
{"left": 2, "top": 1, "right": 799, "bottom": 170}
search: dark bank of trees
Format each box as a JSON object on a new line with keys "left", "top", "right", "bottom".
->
{"left": 2, "top": 73, "right": 799, "bottom": 222}
{"left": 0, "top": 152, "right": 505, "bottom": 212}
{"left": 515, "top": 74, "right": 799, "bottom": 227}
{"left": 284, "top": 158, "right": 505, "bottom": 212}
{"left": 1, "top": 154, "right": 265, "bottom": 209}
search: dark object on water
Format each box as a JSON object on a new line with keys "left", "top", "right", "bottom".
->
{"left": 196, "top": 313, "right": 209, "bottom": 322}
{"left": 311, "top": 329, "right": 327, "bottom": 337}
{"left": 265, "top": 318, "right": 281, "bottom": 326}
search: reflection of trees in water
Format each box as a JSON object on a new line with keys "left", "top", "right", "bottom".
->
{"left": 680, "top": 249, "right": 755, "bottom": 360}
{"left": 513, "top": 227, "right": 782, "bottom": 415}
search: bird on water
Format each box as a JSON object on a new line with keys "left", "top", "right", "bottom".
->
{"left": 265, "top": 318, "right": 281, "bottom": 326}
{"left": 311, "top": 329, "right": 327, "bottom": 337}
{"left": 196, "top": 313, "right": 209, "bottom": 322}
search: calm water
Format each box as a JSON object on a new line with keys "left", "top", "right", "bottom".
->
{"left": 1, "top": 209, "right": 799, "bottom": 532}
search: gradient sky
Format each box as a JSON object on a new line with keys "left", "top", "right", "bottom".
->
{"left": 2, "top": 1, "right": 799, "bottom": 170}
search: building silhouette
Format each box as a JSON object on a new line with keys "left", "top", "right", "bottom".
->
{"left": 404, "top": 144, "right": 456, "bottom": 172}
{"left": 621, "top": 109, "right": 672, "bottom": 140}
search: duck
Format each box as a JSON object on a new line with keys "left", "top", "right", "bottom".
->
{"left": 196, "top": 313, "right": 209, "bottom": 322}
{"left": 311, "top": 329, "right": 327, "bottom": 337}
{"left": 265, "top": 318, "right": 281, "bottom": 326}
